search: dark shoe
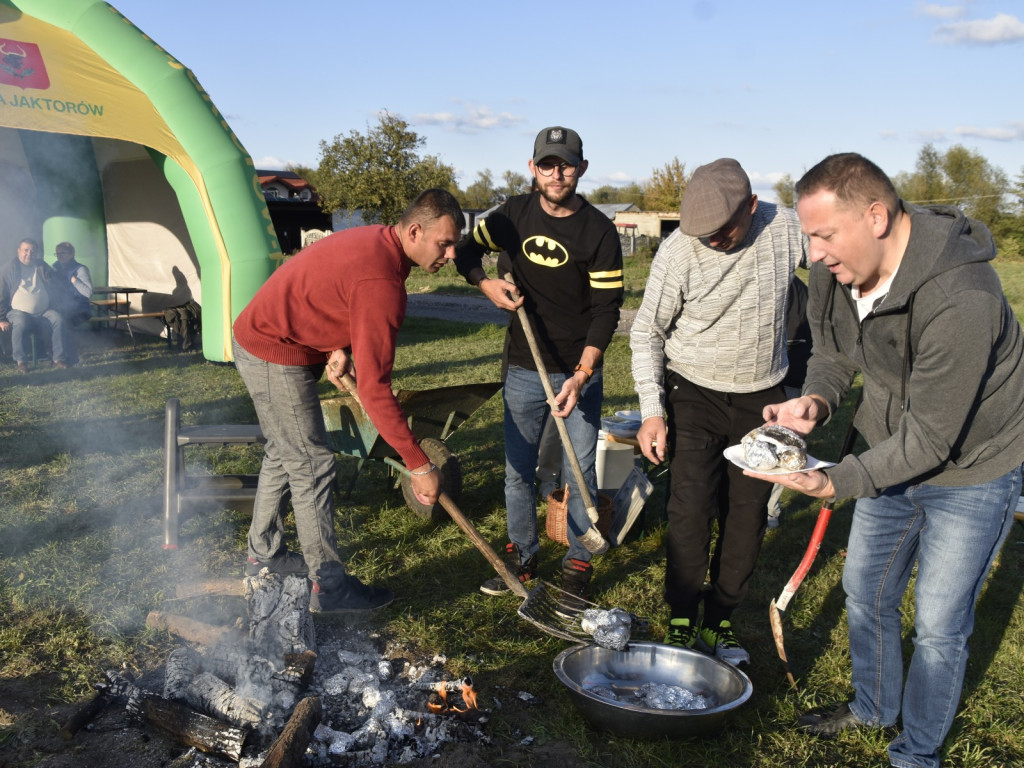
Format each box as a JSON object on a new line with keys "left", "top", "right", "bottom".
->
{"left": 697, "top": 619, "right": 750, "bottom": 666}
{"left": 52, "top": 360, "right": 68, "bottom": 370}
{"left": 480, "top": 543, "right": 537, "bottom": 596}
{"left": 245, "top": 550, "right": 309, "bottom": 577}
{"left": 664, "top": 617, "right": 698, "bottom": 648}
{"left": 15, "top": 362, "right": 27, "bottom": 374}
{"left": 310, "top": 575, "right": 393, "bottom": 613}
{"left": 797, "top": 702, "right": 865, "bottom": 738}
{"left": 555, "top": 558, "right": 593, "bottom": 619}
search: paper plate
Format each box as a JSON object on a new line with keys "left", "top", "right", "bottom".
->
{"left": 723, "top": 444, "right": 835, "bottom": 475}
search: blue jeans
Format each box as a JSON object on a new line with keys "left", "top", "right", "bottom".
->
{"left": 843, "top": 465, "right": 1022, "bottom": 768}
{"left": 232, "top": 338, "right": 346, "bottom": 589}
{"left": 503, "top": 364, "right": 602, "bottom": 565}
{"left": 9, "top": 308, "right": 63, "bottom": 364}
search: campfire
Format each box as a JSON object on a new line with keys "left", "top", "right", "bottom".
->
{"left": 71, "top": 571, "right": 490, "bottom": 766}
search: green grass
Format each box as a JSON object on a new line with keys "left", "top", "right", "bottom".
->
{"left": 1, "top": 261, "right": 1023, "bottom": 767}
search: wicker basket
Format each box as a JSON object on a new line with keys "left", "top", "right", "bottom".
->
{"left": 544, "top": 484, "right": 613, "bottom": 546}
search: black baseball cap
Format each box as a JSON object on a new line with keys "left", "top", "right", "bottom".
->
{"left": 533, "top": 126, "right": 583, "bottom": 165}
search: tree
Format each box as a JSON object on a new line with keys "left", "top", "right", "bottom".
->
{"left": 588, "top": 183, "right": 645, "bottom": 206}
{"left": 773, "top": 174, "right": 795, "bottom": 208}
{"left": 642, "top": 157, "right": 689, "bottom": 211}
{"left": 314, "top": 111, "right": 456, "bottom": 224}
{"left": 285, "top": 163, "right": 317, "bottom": 186}
{"left": 460, "top": 169, "right": 498, "bottom": 209}
{"left": 894, "top": 144, "right": 1019, "bottom": 259}
{"left": 497, "top": 170, "right": 530, "bottom": 202}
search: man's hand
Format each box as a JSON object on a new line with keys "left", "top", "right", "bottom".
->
{"left": 763, "top": 395, "right": 826, "bottom": 436}
{"left": 326, "top": 348, "right": 354, "bottom": 391}
{"left": 636, "top": 416, "right": 667, "bottom": 465}
{"left": 409, "top": 462, "right": 441, "bottom": 505}
{"left": 479, "top": 276, "right": 524, "bottom": 312}
{"left": 744, "top": 467, "right": 835, "bottom": 499}
{"left": 0, "top": 320, "right": 9, "bottom": 332}
{"left": 551, "top": 374, "right": 585, "bottom": 418}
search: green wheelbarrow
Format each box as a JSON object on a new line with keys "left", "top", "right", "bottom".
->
{"left": 320, "top": 381, "right": 502, "bottom": 522}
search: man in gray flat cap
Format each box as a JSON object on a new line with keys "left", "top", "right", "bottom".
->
{"left": 630, "top": 158, "right": 805, "bottom": 665}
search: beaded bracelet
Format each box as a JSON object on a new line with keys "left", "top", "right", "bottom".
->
{"left": 409, "top": 462, "right": 437, "bottom": 476}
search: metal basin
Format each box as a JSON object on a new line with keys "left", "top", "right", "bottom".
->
{"left": 553, "top": 641, "right": 753, "bottom": 739}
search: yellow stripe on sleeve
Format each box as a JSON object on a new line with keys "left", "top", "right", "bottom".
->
{"left": 473, "top": 220, "right": 499, "bottom": 252}
{"left": 590, "top": 269, "right": 624, "bottom": 289}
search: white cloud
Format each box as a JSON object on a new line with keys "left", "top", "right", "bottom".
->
{"left": 414, "top": 104, "right": 526, "bottom": 133}
{"left": 933, "top": 13, "right": 1024, "bottom": 43}
{"left": 954, "top": 122, "right": 1024, "bottom": 141}
{"left": 917, "top": 2, "right": 966, "bottom": 20}
{"left": 911, "top": 129, "right": 949, "bottom": 144}
{"left": 253, "top": 155, "right": 289, "bottom": 169}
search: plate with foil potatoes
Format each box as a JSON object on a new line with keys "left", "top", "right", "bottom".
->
{"left": 723, "top": 445, "right": 835, "bottom": 475}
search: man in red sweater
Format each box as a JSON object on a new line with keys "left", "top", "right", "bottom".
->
{"left": 233, "top": 189, "right": 464, "bottom": 612}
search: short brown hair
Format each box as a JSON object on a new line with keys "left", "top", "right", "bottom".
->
{"left": 796, "top": 153, "right": 899, "bottom": 216}
{"left": 399, "top": 188, "right": 465, "bottom": 231}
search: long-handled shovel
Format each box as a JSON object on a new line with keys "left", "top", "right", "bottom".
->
{"left": 336, "top": 371, "right": 645, "bottom": 643}
{"left": 770, "top": 395, "right": 860, "bottom": 687}
{"left": 503, "top": 274, "right": 609, "bottom": 555}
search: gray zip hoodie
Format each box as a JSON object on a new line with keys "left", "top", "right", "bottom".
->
{"left": 805, "top": 203, "right": 1024, "bottom": 500}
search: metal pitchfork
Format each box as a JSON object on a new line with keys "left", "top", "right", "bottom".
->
{"left": 335, "top": 371, "right": 647, "bottom": 643}
{"left": 770, "top": 394, "right": 861, "bottom": 687}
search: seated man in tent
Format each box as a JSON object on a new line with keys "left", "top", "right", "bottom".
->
{"left": 51, "top": 241, "right": 94, "bottom": 366}
{"left": 0, "top": 238, "right": 66, "bottom": 372}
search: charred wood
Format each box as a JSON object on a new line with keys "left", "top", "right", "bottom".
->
{"left": 60, "top": 691, "right": 110, "bottom": 740}
{"left": 103, "top": 671, "right": 249, "bottom": 762}
{"left": 186, "top": 671, "right": 266, "bottom": 729}
{"left": 164, "top": 647, "right": 202, "bottom": 701}
{"left": 147, "top": 610, "right": 240, "bottom": 647}
{"left": 409, "top": 676, "right": 473, "bottom": 693}
{"left": 259, "top": 696, "right": 321, "bottom": 768}
{"left": 245, "top": 573, "right": 316, "bottom": 658}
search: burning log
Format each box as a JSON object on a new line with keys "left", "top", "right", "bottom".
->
{"left": 164, "top": 647, "right": 202, "bottom": 701}
{"left": 147, "top": 610, "right": 240, "bottom": 647}
{"left": 259, "top": 695, "right": 322, "bottom": 768}
{"left": 60, "top": 691, "right": 110, "bottom": 740}
{"left": 186, "top": 671, "right": 266, "bottom": 729}
{"left": 104, "top": 671, "right": 249, "bottom": 761}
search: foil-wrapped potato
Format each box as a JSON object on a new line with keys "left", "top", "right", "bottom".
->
{"left": 741, "top": 425, "right": 807, "bottom": 471}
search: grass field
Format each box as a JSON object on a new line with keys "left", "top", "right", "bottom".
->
{"left": 0, "top": 259, "right": 1022, "bottom": 767}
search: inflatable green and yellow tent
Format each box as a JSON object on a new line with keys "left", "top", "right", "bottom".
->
{"left": 0, "top": 0, "right": 281, "bottom": 361}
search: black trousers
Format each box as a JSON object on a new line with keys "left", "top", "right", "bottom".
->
{"left": 663, "top": 371, "right": 784, "bottom": 625}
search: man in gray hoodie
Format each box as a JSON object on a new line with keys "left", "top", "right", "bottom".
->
{"left": 753, "top": 153, "right": 1024, "bottom": 768}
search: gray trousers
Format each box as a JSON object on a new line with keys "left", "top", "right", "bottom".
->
{"left": 232, "top": 338, "right": 346, "bottom": 588}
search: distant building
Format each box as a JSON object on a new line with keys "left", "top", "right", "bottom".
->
{"left": 612, "top": 210, "right": 680, "bottom": 239}
{"left": 257, "top": 169, "right": 333, "bottom": 254}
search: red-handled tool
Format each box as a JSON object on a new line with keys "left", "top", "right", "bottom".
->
{"left": 770, "top": 395, "right": 860, "bottom": 687}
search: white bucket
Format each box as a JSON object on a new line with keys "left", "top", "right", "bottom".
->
{"left": 596, "top": 429, "right": 639, "bottom": 492}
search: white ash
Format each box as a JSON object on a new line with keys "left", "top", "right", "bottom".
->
{"left": 305, "top": 625, "right": 491, "bottom": 765}
{"left": 580, "top": 607, "right": 632, "bottom": 651}
{"left": 634, "top": 681, "right": 713, "bottom": 711}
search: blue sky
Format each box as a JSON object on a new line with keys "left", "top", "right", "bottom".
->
{"left": 110, "top": 0, "right": 1024, "bottom": 202}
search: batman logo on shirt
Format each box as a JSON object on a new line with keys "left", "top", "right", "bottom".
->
{"left": 522, "top": 236, "right": 569, "bottom": 268}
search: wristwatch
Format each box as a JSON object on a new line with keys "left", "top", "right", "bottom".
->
{"left": 573, "top": 363, "right": 593, "bottom": 380}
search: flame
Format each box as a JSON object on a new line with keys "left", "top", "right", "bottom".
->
{"left": 424, "top": 680, "right": 478, "bottom": 715}
{"left": 460, "top": 680, "right": 478, "bottom": 710}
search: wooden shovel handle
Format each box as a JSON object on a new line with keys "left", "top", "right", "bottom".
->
{"left": 342, "top": 372, "right": 529, "bottom": 598}
{"left": 503, "top": 273, "right": 601, "bottom": 527}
